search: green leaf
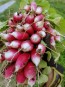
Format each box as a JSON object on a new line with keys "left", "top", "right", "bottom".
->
{"left": 46, "top": 51, "right": 51, "bottom": 61}
{"left": 0, "top": 21, "right": 7, "bottom": 30}
{"left": 42, "top": 66, "right": 51, "bottom": 75}
{"left": 39, "top": 60, "right": 47, "bottom": 69}
{"left": 38, "top": 74, "right": 48, "bottom": 84}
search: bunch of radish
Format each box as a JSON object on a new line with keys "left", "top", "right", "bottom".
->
{"left": 0, "top": 1, "right": 61, "bottom": 87}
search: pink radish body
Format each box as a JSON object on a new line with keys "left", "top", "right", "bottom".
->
{"left": 28, "top": 76, "right": 36, "bottom": 87}
{"left": 37, "top": 30, "right": 46, "bottom": 38}
{"left": 36, "top": 44, "right": 46, "bottom": 54}
{"left": 0, "top": 33, "right": 15, "bottom": 41}
{"left": 0, "top": 54, "right": 5, "bottom": 63}
{"left": 4, "top": 42, "right": 10, "bottom": 48}
{"left": 24, "top": 5, "right": 30, "bottom": 12}
{"left": 30, "top": 34, "right": 41, "bottom": 44}
{"left": 25, "top": 15, "right": 34, "bottom": 24}
{"left": 13, "top": 12, "right": 23, "bottom": 22}
{"left": 3, "top": 63, "right": 15, "bottom": 79}
{"left": 35, "top": 7, "right": 42, "bottom": 14}
{"left": 15, "top": 53, "right": 30, "bottom": 72}
{"left": 44, "top": 21, "right": 50, "bottom": 29}
{"left": 32, "top": 21, "right": 43, "bottom": 31}
{"left": 34, "top": 14, "right": 44, "bottom": 22}
{"left": 55, "top": 35, "right": 61, "bottom": 42}
{"left": 11, "top": 31, "right": 29, "bottom": 40}
{"left": 24, "top": 62, "right": 36, "bottom": 79}
{"left": 50, "top": 36, "right": 55, "bottom": 47}
{"left": 16, "top": 24, "right": 24, "bottom": 32}
{"left": 4, "top": 49, "right": 20, "bottom": 61}
{"left": 31, "top": 49, "right": 41, "bottom": 66}
{"left": 21, "top": 40, "right": 33, "bottom": 52}
{"left": 9, "top": 40, "right": 21, "bottom": 49}
{"left": 7, "top": 27, "right": 15, "bottom": 33}
{"left": 23, "top": 23, "right": 34, "bottom": 35}
{"left": 8, "top": 19, "right": 16, "bottom": 27}
{"left": 16, "top": 70, "right": 26, "bottom": 84}
{"left": 31, "top": 2, "right": 37, "bottom": 12}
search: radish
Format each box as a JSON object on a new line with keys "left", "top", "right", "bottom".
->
{"left": 0, "top": 53, "right": 5, "bottom": 63}
{"left": 0, "top": 33, "right": 15, "bottom": 42}
{"left": 35, "top": 7, "right": 42, "bottom": 14}
{"left": 50, "top": 36, "right": 55, "bottom": 47}
{"left": 8, "top": 19, "right": 16, "bottom": 27}
{"left": 25, "top": 14, "right": 34, "bottom": 24}
{"left": 55, "top": 35, "right": 61, "bottom": 42}
{"left": 24, "top": 62, "right": 36, "bottom": 79}
{"left": 30, "top": 34, "right": 41, "bottom": 44}
{"left": 44, "top": 21, "right": 51, "bottom": 29}
{"left": 13, "top": 12, "right": 23, "bottom": 23}
{"left": 3, "top": 63, "right": 15, "bottom": 79}
{"left": 36, "top": 44, "right": 46, "bottom": 54}
{"left": 11, "top": 31, "right": 29, "bottom": 40}
{"left": 16, "top": 24, "right": 24, "bottom": 32}
{"left": 31, "top": 49, "right": 41, "bottom": 66}
{"left": 16, "top": 70, "right": 26, "bottom": 84}
{"left": 32, "top": 21, "right": 43, "bottom": 31}
{"left": 24, "top": 5, "right": 30, "bottom": 12}
{"left": 4, "top": 42, "right": 10, "bottom": 48}
{"left": 34, "top": 14, "right": 44, "bottom": 22}
{"left": 31, "top": 2, "right": 37, "bottom": 12}
{"left": 15, "top": 53, "right": 30, "bottom": 72}
{"left": 9, "top": 40, "right": 21, "bottom": 49}
{"left": 4, "top": 49, "right": 20, "bottom": 61}
{"left": 28, "top": 76, "right": 36, "bottom": 87}
{"left": 7, "top": 27, "right": 15, "bottom": 33}
{"left": 21, "top": 40, "right": 33, "bottom": 52}
{"left": 23, "top": 23, "right": 34, "bottom": 35}
{"left": 37, "top": 30, "right": 46, "bottom": 38}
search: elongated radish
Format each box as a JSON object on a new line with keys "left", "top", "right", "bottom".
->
{"left": 31, "top": 49, "right": 41, "bottom": 66}
{"left": 32, "top": 21, "right": 43, "bottom": 31}
{"left": 21, "top": 40, "right": 33, "bottom": 52}
{"left": 37, "top": 30, "right": 46, "bottom": 38}
{"left": 13, "top": 12, "right": 23, "bottom": 23}
{"left": 3, "top": 63, "right": 15, "bottom": 79}
{"left": 16, "top": 70, "right": 26, "bottom": 84}
{"left": 4, "top": 49, "right": 20, "bottom": 61}
{"left": 31, "top": 2, "right": 37, "bottom": 12}
{"left": 34, "top": 14, "right": 44, "bottom": 22}
{"left": 35, "top": 7, "right": 42, "bottom": 14}
{"left": 23, "top": 23, "right": 34, "bottom": 35}
{"left": 9, "top": 40, "right": 21, "bottom": 49}
{"left": 24, "top": 62, "right": 36, "bottom": 79}
{"left": 36, "top": 44, "right": 46, "bottom": 54}
{"left": 24, "top": 5, "right": 30, "bottom": 12}
{"left": 28, "top": 76, "right": 36, "bottom": 87}
{"left": 50, "top": 36, "right": 55, "bottom": 47}
{"left": 25, "top": 15, "right": 34, "bottom": 24}
{"left": 11, "top": 31, "right": 29, "bottom": 40}
{"left": 15, "top": 53, "right": 30, "bottom": 72}
{"left": 0, "top": 33, "right": 15, "bottom": 41}
{"left": 30, "top": 34, "right": 41, "bottom": 44}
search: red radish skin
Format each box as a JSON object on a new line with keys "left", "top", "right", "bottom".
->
{"left": 3, "top": 63, "right": 15, "bottom": 79}
{"left": 15, "top": 53, "right": 30, "bottom": 72}
{"left": 16, "top": 24, "right": 24, "bottom": 32}
{"left": 28, "top": 76, "right": 36, "bottom": 87}
{"left": 0, "top": 54, "right": 5, "bottom": 63}
{"left": 30, "top": 34, "right": 41, "bottom": 44}
{"left": 32, "top": 21, "right": 43, "bottom": 31}
{"left": 11, "top": 31, "right": 29, "bottom": 40}
{"left": 37, "top": 30, "right": 46, "bottom": 38}
{"left": 31, "top": 2, "right": 37, "bottom": 12}
{"left": 16, "top": 70, "right": 26, "bottom": 84}
{"left": 44, "top": 21, "right": 51, "bottom": 29}
{"left": 24, "top": 5, "right": 30, "bottom": 12}
{"left": 8, "top": 19, "right": 16, "bottom": 27}
{"left": 23, "top": 23, "right": 34, "bottom": 35}
{"left": 21, "top": 40, "right": 33, "bottom": 52}
{"left": 34, "top": 14, "right": 44, "bottom": 22}
{"left": 24, "top": 62, "right": 36, "bottom": 79}
{"left": 0, "top": 33, "right": 15, "bottom": 42}
{"left": 4, "top": 49, "right": 20, "bottom": 61}
{"left": 35, "top": 7, "right": 42, "bottom": 14}
{"left": 9, "top": 40, "right": 21, "bottom": 49}
{"left": 7, "top": 27, "right": 15, "bottom": 33}
{"left": 36, "top": 44, "right": 46, "bottom": 54}
{"left": 25, "top": 15, "right": 34, "bottom": 24}
{"left": 31, "top": 49, "right": 41, "bottom": 66}
{"left": 13, "top": 12, "right": 23, "bottom": 23}
{"left": 50, "top": 36, "right": 55, "bottom": 47}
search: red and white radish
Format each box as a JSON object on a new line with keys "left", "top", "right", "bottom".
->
{"left": 35, "top": 7, "right": 42, "bottom": 14}
{"left": 31, "top": 2, "right": 37, "bottom": 12}
{"left": 50, "top": 36, "right": 55, "bottom": 47}
{"left": 24, "top": 5, "right": 30, "bottom": 12}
